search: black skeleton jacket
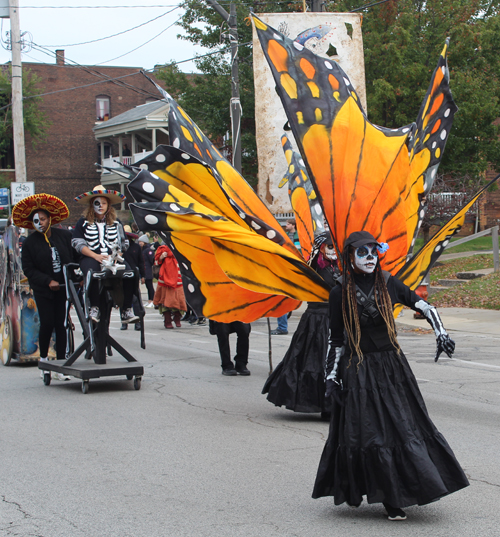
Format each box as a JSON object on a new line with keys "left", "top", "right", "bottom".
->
{"left": 21, "top": 228, "right": 76, "bottom": 299}
{"left": 328, "top": 271, "right": 427, "bottom": 357}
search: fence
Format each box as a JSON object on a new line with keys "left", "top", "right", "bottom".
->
{"left": 444, "top": 225, "right": 499, "bottom": 273}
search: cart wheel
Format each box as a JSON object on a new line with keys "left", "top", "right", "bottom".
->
{"left": 0, "top": 316, "right": 14, "bottom": 366}
{"left": 43, "top": 372, "right": 51, "bottom": 386}
{"left": 133, "top": 376, "right": 141, "bottom": 390}
{"left": 126, "top": 375, "right": 133, "bottom": 380}
{"left": 82, "top": 380, "right": 90, "bottom": 394}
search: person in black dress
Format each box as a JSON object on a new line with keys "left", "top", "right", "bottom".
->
{"left": 262, "top": 232, "right": 339, "bottom": 417}
{"left": 13, "top": 194, "right": 76, "bottom": 378}
{"left": 312, "top": 231, "right": 469, "bottom": 520}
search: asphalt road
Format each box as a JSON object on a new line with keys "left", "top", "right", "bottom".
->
{"left": 0, "top": 310, "right": 499, "bottom": 537}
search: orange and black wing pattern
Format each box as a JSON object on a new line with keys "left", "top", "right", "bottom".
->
{"left": 396, "top": 174, "right": 500, "bottom": 290}
{"left": 279, "top": 134, "right": 326, "bottom": 260}
{"left": 127, "top": 166, "right": 330, "bottom": 322}
{"left": 142, "top": 75, "right": 299, "bottom": 257}
{"left": 133, "top": 145, "right": 289, "bottom": 248}
{"left": 252, "top": 15, "right": 457, "bottom": 275}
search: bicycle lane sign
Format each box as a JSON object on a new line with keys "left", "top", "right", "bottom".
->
{"left": 11, "top": 182, "right": 35, "bottom": 205}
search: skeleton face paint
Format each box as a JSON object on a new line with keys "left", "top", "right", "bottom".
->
{"left": 93, "top": 196, "right": 109, "bottom": 216}
{"left": 32, "top": 211, "right": 49, "bottom": 233}
{"left": 321, "top": 244, "right": 337, "bottom": 261}
{"left": 352, "top": 243, "right": 378, "bottom": 274}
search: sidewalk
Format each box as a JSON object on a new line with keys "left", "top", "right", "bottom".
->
{"left": 396, "top": 307, "right": 500, "bottom": 336}
{"left": 440, "top": 249, "right": 493, "bottom": 261}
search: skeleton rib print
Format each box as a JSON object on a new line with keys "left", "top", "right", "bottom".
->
{"left": 83, "top": 221, "right": 120, "bottom": 253}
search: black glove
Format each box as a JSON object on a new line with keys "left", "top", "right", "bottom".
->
{"left": 435, "top": 334, "right": 455, "bottom": 362}
{"left": 325, "top": 379, "right": 344, "bottom": 406}
{"left": 325, "top": 379, "right": 336, "bottom": 398}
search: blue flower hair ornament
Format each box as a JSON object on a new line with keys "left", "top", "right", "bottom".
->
{"left": 377, "top": 242, "right": 389, "bottom": 254}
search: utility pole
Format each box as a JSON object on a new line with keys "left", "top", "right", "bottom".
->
{"left": 311, "top": 0, "right": 324, "bottom": 11}
{"left": 9, "top": 0, "right": 27, "bottom": 182}
{"left": 204, "top": 0, "right": 241, "bottom": 173}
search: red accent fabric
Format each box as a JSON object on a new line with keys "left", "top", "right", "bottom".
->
{"left": 155, "top": 244, "right": 182, "bottom": 288}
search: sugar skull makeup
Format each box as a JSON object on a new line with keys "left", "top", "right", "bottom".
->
{"left": 32, "top": 211, "right": 49, "bottom": 233}
{"left": 93, "top": 196, "right": 109, "bottom": 216}
{"left": 353, "top": 243, "right": 378, "bottom": 274}
{"left": 322, "top": 243, "right": 337, "bottom": 261}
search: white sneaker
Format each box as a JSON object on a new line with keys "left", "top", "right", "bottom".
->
{"left": 145, "top": 302, "right": 154, "bottom": 309}
{"left": 121, "top": 308, "right": 140, "bottom": 324}
{"left": 53, "top": 372, "right": 71, "bottom": 381}
{"left": 89, "top": 306, "right": 100, "bottom": 323}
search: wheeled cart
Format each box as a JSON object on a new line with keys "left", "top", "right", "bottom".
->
{"left": 39, "top": 263, "right": 145, "bottom": 394}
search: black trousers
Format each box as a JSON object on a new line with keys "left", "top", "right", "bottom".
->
{"left": 80, "top": 256, "right": 135, "bottom": 309}
{"left": 213, "top": 321, "right": 251, "bottom": 370}
{"left": 144, "top": 279, "right": 155, "bottom": 301}
{"left": 34, "top": 289, "right": 67, "bottom": 360}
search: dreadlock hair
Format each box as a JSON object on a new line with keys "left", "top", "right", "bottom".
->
{"left": 341, "top": 245, "right": 400, "bottom": 371}
{"left": 83, "top": 199, "right": 117, "bottom": 225}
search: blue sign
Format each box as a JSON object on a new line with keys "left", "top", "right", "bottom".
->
{"left": 0, "top": 188, "right": 9, "bottom": 207}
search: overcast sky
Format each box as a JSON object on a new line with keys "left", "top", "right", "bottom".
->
{"left": 0, "top": 0, "right": 207, "bottom": 73}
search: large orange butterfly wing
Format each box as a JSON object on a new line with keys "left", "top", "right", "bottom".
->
{"left": 252, "top": 15, "right": 457, "bottom": 276}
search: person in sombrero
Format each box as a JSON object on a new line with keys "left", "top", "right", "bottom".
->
{"left": 13, "top": 193, "right": 76, "bottom": 377}
{"left": 71, "top": 185, "right": 139, "bottom": 324}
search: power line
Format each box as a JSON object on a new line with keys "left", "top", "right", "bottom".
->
{"left": 29, "top": 43, "right": 162, "bottom": 99}
{"left": 96, "top": 16, "right": 183, "bottom": 65}
{"left": 39, "top": 6, "right": 180, "bottom": 47}
{"left": 19, "top": 4, "right": 181, "bottom": 8}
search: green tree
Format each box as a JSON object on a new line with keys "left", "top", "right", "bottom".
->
{"left": 156, "top": 1, "right": 301, "bottom": 187}
{"left": 157, "top": 0, "right": 500, "bottom": 189}
{"left": 332, "top": 0, "right": 500, "bottom": 184}
{"left": 0, "top": 66, "right": 50, "bottom": 167}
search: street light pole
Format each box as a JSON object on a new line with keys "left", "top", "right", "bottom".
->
{"left": 205, "top": 0, "right": 242, "bottom": 173}
{"left": 9, "top": 0, "right": 26, "bottom": 183}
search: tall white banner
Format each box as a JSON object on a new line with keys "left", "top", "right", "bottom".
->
{"left": 253, "top": 13, "right": 366, "bottom": 215}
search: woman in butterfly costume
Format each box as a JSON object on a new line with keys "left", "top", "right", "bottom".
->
{"left": 262, "top": 232, "right": 339, "bottom": 417}
{"left": 312, "top": 231, "right": 469, "bottom": 520}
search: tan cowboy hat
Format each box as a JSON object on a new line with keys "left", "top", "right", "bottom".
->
{"left": 12, "top": 194, "right": 70, "bottom": 230}
{"left": 74, "top": 184, "right": 125, "bottom": 205}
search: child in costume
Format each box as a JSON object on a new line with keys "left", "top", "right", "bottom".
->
{"left": 71, "top": 185, "right": 139, "bottom": 325}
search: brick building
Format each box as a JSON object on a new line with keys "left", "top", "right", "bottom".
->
{"left": 2, "top": 50, "right": 163, "bottom": 223}
{"left": 478, "top": 168, "right": 500, "bottom": 230}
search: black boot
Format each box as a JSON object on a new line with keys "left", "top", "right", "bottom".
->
{"left": 120, "top": 323, "right": 128, "bottom": 330}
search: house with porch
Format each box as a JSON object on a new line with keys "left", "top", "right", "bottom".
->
{"left": 93, "top": 99, "right": 170, "bottom": 208}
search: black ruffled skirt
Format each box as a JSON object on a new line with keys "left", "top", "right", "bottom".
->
{"left": 312, "top": 349, "right": 469, "bottom": 507}
{"left": 262, "top": 303, "right": 330, "bottom": 413}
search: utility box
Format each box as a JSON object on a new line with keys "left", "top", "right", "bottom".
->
{"left": 0, "top": 0, "right": 9, "bottom": 19}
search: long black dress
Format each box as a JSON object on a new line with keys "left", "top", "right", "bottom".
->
{"left": 262, "top": 263, "right": 337, "bottom": 414}
{"left": 312, "top": 271, "right": 469, "bottom": 507}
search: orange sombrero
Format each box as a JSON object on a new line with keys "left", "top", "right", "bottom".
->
{"left": 12, "top": 193, "right": 70, "bottom": 230}
{"left": 74, "top": 184, "right": 125, "bottom": 205}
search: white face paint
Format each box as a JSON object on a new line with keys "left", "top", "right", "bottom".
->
{"left": 353, "top": 244, "right": 378, "bottom": 274}
{"left": 93, "top": 196, "right": 109, "bottom": 216}
{"left": 32, "top": 212, "right": 47, "bottom": 233}
{"left": 322, "top": 244, "right": 337, "bottom": 261}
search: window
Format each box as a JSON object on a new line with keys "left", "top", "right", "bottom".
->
{"left": 96, "top": 96, "right": 110, "bottom": 121}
